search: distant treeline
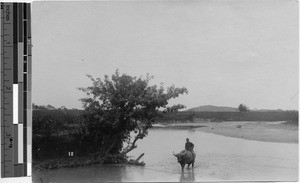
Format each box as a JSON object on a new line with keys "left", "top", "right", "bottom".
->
{"left": 157, "top": 111, "right": 298, "bottom": 123}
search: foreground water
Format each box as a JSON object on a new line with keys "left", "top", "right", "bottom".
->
{"left": 33, "top": 128, "right": 298, "bottom": 182}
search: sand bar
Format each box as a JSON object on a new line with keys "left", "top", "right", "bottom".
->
{"left": 155, "top": 121, "right": 298, "bottom": 143}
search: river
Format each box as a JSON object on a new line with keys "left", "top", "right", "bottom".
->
{"left": 32, "top": 127, "right": 298, "bottom": 182}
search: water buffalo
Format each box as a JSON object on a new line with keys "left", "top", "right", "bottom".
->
{"left": 173, "top": 150, "right": 196, "bottom": 171}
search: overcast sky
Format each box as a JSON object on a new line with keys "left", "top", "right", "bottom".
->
{"left": 32, "top": 0, "right": 298, "bottom": 110}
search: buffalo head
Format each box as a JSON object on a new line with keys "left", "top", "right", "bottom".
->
{"left": 173, "top": 150, "right": 195, "bottom": 171}
{"left": 173, "top": 150, "right": 186, "bottom": 163}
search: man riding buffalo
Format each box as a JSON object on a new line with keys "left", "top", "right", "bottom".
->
{"left": 185, "top": 138, "right": 194, "bottom": 153}
{"left": 173, "top": 138, "right": 196, "bottom": 171}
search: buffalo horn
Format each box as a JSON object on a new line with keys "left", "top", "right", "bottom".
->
{"left": 173, "top": 151, "right": 177, "bottom": 157}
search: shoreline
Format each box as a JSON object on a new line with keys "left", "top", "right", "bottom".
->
{"left": 33, "top": 120, "right": 297, "bottom": 171}
{"left": 33, "top": 156, "right": 141, "bottom": 171}
{"left": 154, "top": 121, "right": 298, "bottom": 144}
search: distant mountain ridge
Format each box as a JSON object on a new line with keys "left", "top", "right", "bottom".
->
{"left": 187, "top": 105, "right": 238, "bottom": 112}
{"left": 186, "top": 105, "right": 292, "bottom": 112}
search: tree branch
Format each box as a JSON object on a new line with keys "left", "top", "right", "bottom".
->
{"left": 121, "top": 120, "right": 142, "bottom": 155}
{"left": 98, "top": 135, "right": 118, "bottom": 163}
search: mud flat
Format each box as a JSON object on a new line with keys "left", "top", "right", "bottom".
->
{"left": 154, "top": 121, "right": 298, "bottom": 143}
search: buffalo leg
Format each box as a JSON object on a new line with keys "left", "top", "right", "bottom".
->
{"left": 192, "top": 162, "right": 194, "bottom": 168}
{"left": 181, "top": 164, "right": 185, "bottom": 171}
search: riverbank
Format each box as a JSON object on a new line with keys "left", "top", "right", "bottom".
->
{"left": 154, "top": 121, "right": 298, "bottom": 143}
{"left": 33, "top": 153, "right": 144, "bottom": 171}
{"left": 33, "top": 121, "right": 297, "bottom": 171}
{"left": 33, "top": 156, "right": 107, "bottom": 171}
{"left": 33, "top": 126, "right": 298, "bottom": 182}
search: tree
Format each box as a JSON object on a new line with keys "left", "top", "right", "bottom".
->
{"left": 59, "top": 106, "right": 67, "bottom": 110}
{"left": 238, "top": 104, "right": 249, "bottom": 112}
{"left": 46, "top": 104, "right": 56, "bottom": 110}
{"left": 78, "top": 70, "right": 188, "bottom": 161}
{"left": 32, "top": 103, "right": 56, "bottom": 110}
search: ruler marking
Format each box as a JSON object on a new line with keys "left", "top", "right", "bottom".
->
{"left": 13, "top": 3, "right": 18, "bottom": 84}
{"left": 23, "top": 4, "right": 26, "bottom": 20}
{"left": 18, "top": 4, "right": 23, "bottom": 43}
{"left": 13, "top": 124, "right": 18, "bottom": 165}
{"left": 1, "top": 3, "right": 11, "bottom": 177}
{"left": 1, "top": 2, "right": 2, "bottom": 175}
{"left": 23, "top": 19, "right": 26, "bottom": 54}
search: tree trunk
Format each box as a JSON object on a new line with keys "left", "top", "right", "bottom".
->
{"left": 135, "top": 153, "right": 144, "bottom": 162}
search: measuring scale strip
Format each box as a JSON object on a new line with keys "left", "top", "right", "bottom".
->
{"left": 1, "top": 3, "right": 31, "bottom": 178}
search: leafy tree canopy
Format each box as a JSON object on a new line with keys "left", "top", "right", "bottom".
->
{"left": 238, "top": 104, "right": 249, "bottom": 112}
{"left": 78, "top": 70, "right": 188, "bottom": 156}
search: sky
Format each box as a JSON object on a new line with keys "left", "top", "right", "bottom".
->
{"left": 32, "top": 0, "right": 298, "bottom": 110}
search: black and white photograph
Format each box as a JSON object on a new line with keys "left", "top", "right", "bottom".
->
{"left": 16, "top": 0, "right": 300, "bottom": 182}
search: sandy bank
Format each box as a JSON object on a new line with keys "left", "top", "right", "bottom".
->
{"left": 154, "top": 121, "right": 298, "bottom": 143}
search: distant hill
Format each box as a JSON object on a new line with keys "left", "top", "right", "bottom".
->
{"left": 187, "top": 105, "right": 238, "bottom": 112}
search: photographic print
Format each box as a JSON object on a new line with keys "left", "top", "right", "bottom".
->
{"left": 30, "top": 0, "right": 298, "bottom": 182}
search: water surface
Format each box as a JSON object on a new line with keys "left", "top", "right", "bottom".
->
{"left": 33, "top": 128, "right": 298, "bottom": 182}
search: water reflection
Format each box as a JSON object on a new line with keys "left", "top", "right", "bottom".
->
{"left": 34, "top": 165, "right": 124, "bottom": 183}
{"left": 179, "top": 169, "right": 195, "bottom": 182}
